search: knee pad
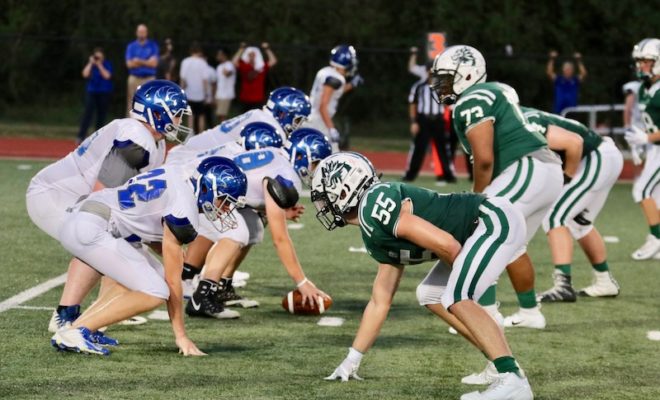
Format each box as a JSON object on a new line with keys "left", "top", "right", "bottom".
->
{"left": 416, "top": 282, "right": 446, "bottom": 306}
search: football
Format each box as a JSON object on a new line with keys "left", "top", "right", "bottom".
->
{"left": 281, "top": 289, "right": 333, "bottom": 315}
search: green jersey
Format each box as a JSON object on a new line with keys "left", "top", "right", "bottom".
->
{"left": 521, "top": 106, "right": 602, "bottom": 158}
{"left": 452, "top": 82, "right": 547, "bottom": 178}
{"left": 358, "top": 182, "right": 485, "bottom": 265}
{"left": 639, "top": 81, "right": 660, "bottom": 143}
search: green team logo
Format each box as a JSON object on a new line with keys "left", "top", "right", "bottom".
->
{"left": 322, "top": 160, "right": 352, "bottom": 190}
{"left": 452, "top": 47, "right": 476, "bottom": 65}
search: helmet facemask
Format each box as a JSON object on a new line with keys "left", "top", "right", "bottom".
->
{"left": 430, "top": 71, "right": 459, "bottom": 105}
{"left": 157, "top": 102, "right": 193, "bottom": 143}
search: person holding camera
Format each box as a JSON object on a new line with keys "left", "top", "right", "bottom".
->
{"left": 232, "top": 42, "right": 278, "bottom": 113}
{"left": 546, "top": 50, "right": 588, "bottom": 114}
{"left": 76, "top": 47, "right": 113, "bottom": 144}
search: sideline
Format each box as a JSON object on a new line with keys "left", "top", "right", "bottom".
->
{"left": 0, "top": 273, "right": 67, "bottom": 313}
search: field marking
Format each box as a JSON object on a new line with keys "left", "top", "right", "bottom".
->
{"left": 647, "top": 331, "right": 660, "bottom": 341}
{"left": 0, "top": 273, "right": 67, "bottom": 313}
{"left": 13, "top": 305, "right": 55, "bottom": 311}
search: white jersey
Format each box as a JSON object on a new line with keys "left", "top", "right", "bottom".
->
{"left": 85, "top": 165, "right": 199, "bottom": 243}
{"left": 623, "top": 80, "right": 644, "bottom": 129}
{"left": 29, "top": 118, "right": 165, "bottom": 197}
{"left": 166, "top": 140, "right": 243, "bottom": 167}
{"left": 309, "top": 66, "right": 346, "bottom": 120}
{"left": 232, "top": 148, "right": 302, "bottom": 210}
{"left": 183, "top": 108, "right": 284, "bottom": 151}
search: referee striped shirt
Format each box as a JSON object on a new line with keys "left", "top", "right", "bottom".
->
{"left": 409, "top": 81, "right": 444, "bottom": 117}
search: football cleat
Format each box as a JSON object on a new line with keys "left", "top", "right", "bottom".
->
{"left": 503, "top": 306, "right": 546, "bottom": 329}
{"left": 89, "top": 330, "right": 119, "bottom": 347}
{"left": 183, "top": 275, "right": 200, "bottom": 300}
{"left": 51, "top": 327, "right": 110, "bottom": 356}
{"left": 578, "top": 271, "right": 620, "bottom": 297}
{"left": 186, "top": 280, "right": 240, "bottom": 319}
{"left": 537, "top": 272, "right": 577, "bottom": 303}
{"left": 631, "top": 234, "right": 660, "bottom": 260}
{"left": 216, "top": 285, "right": 260, "bottom": 309}
{"left": 118, "top": 316, "right": 148, "bottom": 326}
{"left": 461, "top": 372, "right": 533, "bottom": 400}
{"left": 48, "top": 305, "right": 81, "bottom": 333}
{"left": 233, "top": 270, "right": 251, "bottom": 282}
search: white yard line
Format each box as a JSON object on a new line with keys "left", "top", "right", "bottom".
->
{"left": 13, "top": 305, "right": 55, "bottom": 311}
{"left": 0, "top": 273, "right": 67, "bottom": 313}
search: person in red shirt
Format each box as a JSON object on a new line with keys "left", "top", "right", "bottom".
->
{"left": 232, "top": 42, "right": 278, "bottom": 112}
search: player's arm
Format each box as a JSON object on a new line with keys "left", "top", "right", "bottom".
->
{"left": 162, "top": 221, "right": 205, "bottom": 356}
{"left": 545, "top": 125, "right": 583, "bottom": 180}
{"left": 319, "top": 84, "right": 337, "bottom": 130}
{"left": 263, "top": 180, "right": 328, "bottom": 305}
{"left": 395, "top": 200, "right": 462, "bottom": 264}
{"left": 623, "top": 92, "right": 635, "bottom": 127}
{"left": 352, "top": 262, "right": 404, "bottom": 352}
{"left": 326, "top": 261, "right": 403, "bottom": 381}
{"left": 466, "top": 119, "right": 495, "bottom": 193}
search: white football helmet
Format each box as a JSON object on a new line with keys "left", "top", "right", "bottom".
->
{"left": 430, "top": 45, "right": 487, "bottom": 105}
{"left": 310, "top": 152, "right": 378, "bottom": 230}
{"left": 632, "top": 38, "right": 660, "bottom": 79}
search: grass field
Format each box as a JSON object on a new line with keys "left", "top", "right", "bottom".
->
{"left": 1, "top": 158, "right": 659, "bottom": 400}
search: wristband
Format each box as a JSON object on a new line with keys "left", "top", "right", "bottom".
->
{"left": 296, "top": 277, "right": 309, "bottom": 288}
{"left": 347, "top": 347, "right": 364, "bottom": 363}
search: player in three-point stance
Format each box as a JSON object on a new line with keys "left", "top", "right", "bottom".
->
{"left": 313, "top": 152, "right": 533, "bottom": 400}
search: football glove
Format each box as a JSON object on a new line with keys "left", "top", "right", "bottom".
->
{"left": 631, "top": 144, "right": 645, "bottom": 166}
{"left": 329, "top": 128, "right": 341, "bottom": 143}
{"left": 324, "top": 347, "right": 364, "bottom": 382}
{"left": 625, "top": 126, "right": 649, "bottom": 147}
{"left": 349, "top": 74, "right": 364, "bottom": 88}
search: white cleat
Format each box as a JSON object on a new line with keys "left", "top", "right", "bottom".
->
{"left": 461, "top": 372, "right": 533, "bottom": 400}
{"left": 48, "top": 310, "right": 71, "bottom": 333}
{"left": 233, "top": 270, "right": 251, "bottom": 282}
{"left": 462, "top": 362, "right": 499, "bottom": 385}
{"left": 118, "top": 316, "right": 148, "bottom": 326}
{"left": 503, "top": 307, "right": 546, "bottom": 329}
{"left": 215, "top": 308, "right": 241, "bottom": 319}
{"left": 183, "top": 275, "right": 200, "bottom": 299}
{"left": 578, "top": 271, "right": 620, "bottom": 297}
{"left": 51, "top": 327, "right": 109, "bottom": 356}
{"left": 631, "top": 234, "right": 660, "bottom": 260}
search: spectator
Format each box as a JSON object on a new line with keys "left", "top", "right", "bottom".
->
{"left": 76, "top": 47, "right": 113, "bottom": 144}
{"left": 204, "top": 58, "right": 217, "bottom": 128}
{"left": 156, "top": 38, "right": 177, "bottom": 82}
{"left": 214, "top": 48, "right": 236, "bottom": 122}
{"left": 408, "top": 46, "right": 428, "bottom": 84}
{"left": 232, "top": 42, "right": 277, "bottom": 112}
{"left": 125, "top": 23, "right": 159, "bottom": 115}
{"left": 546, "top": 50, "right": 587, "bottom": 114}
{"left": 403, "top": 62, "right": 456, "bottom": 184}
{"left": 179, "top": 42, "right": 210, "bottom": 134}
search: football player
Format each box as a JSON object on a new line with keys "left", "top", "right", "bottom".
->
{"left": 305, "top": 45, "right": 362, "bottom": 151}
{"left": 50, "top": 156, "right": 247, "bottom": 356}
{"left": 26, "top": 80, "right": 191, "bottom": 333}
{"left": 430, "top": 45, "right": 563, "bottom": 335}
{"left": 522, "top": 107, "right": 623, "bottom": 301}
{"left": 182, "top": 86, "right": 310, "bottom": 151}
{"left": 314, "top": 152, "right": 533, "bottom": 400}
{"left": 624, "top": 38, "right": 660, "bottom": 260}
{"left": 170, "top": 127, "right": 333, "bottom": 318}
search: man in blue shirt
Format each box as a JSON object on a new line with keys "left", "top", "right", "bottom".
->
{"left": 77, "top": 47, "right": 113, "bottom": 144}
{"left": 125, "top": 24, "right": 159, "bottom": 115}
{"left": 546, "top": 50, "right": 588, "bottom": 114}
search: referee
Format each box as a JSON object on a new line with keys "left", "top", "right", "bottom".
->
{"left": 403, "top": 62, "right": 456, "bottom": 183}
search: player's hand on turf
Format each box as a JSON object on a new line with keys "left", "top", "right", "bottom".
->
{"left": 625, "top": 126, "right": 648, "bottom": 147}
{"left": 286, "top": 204, "right": 305, "bottom": 222}
{"left": 324, "top": 350, "right": 363, "bottom": 382}
{"left": 298, "top": 280, "right": 330, "bottom": 308}
{"left": 176, "top": 336, "right": 207, "bottom": 357}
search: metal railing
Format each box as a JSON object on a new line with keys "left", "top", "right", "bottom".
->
{"left": 560, "top": 104, "right": 625, "bottom": 136}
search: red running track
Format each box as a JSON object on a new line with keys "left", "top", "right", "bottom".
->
{"left": 0, "top": 137, "right": 638, "bottom": 181}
